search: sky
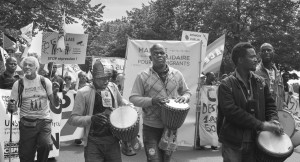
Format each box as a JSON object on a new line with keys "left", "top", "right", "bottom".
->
{"left": 29, "top": 0, "right": 151, "bottom": 53}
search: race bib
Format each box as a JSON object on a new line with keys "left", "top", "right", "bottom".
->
{"left": 101, "top": 89, "right": 112, "bottom": 107}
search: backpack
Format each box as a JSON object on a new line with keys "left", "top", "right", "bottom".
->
{"left": 17, "top": 76, "right": 50, "bottom": 107}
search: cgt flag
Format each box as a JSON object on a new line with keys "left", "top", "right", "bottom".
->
{"left": 20, "top": 22, "right": 33, "bottom": 45}
{"left": 202, "top": 34, "right": 225, "bottom": 74}
{"left": 56, "top": 11, "right": 66, "bottom": 53}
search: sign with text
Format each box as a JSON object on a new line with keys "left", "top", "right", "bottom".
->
{"left": 92, "top": 57, "right": 125, "bottom": 74}
{"left": 123, "top": 40, "right": 203, "bottom": 146}
{"left": 199, "top": 85, "right": 219, "bottom": 146}
{"left": 181, "top": 31, "right": 209, "bottom": 74}
{"left": 41, "top": 32, "right": 88, "bottom": 64}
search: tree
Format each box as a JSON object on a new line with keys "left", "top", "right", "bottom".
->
{"left": 0, "top": 0, "right": 105, "bottom": 41}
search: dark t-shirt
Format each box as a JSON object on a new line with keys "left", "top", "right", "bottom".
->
{"left": 0, "top": 71, "right": 20, "bottom": 89}
{"left": 89, "top": 90, "right": 115, "bottom": 137}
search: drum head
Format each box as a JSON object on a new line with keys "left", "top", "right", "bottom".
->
{"left": 257, "top": 131, "right": 293, "bottom": 156}
{"left": 165, "top": 99, "right": 189, "bottom": 109}
{"left": 278, "top": 110, "right": 295, "bottom": 136}
{"left": 110, "top": 106, "right": 138, "bottom": 129}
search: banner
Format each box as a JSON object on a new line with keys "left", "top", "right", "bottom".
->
{"left": 181, "top": 31, "right": 209, "bottom": 74}
{"left": 123, "top": 40, "right": 206, "bottom": 146}
{"left": 199, "top": 85, "right": 219, "bottom": 146}
{"left": 0, "top": 89, "right": 62, "bottom": 161}
{"left": 92, "top": 57, "right": 125, "bottom": 74}
{"left": 60, "top": 90, "right": 84, "bottom": 142}
{"left": 41, "top": 32, "right": 88, "bottom": 64}
{"left": 203, "top": 34, "right": 225, "bottom": 74}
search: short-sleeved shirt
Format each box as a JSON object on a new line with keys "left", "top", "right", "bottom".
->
{"left": 0, "top": 71, "right": 20, "bottom": 89}
{"left": 10, "top": 75, "right": 53, "bottom": 119}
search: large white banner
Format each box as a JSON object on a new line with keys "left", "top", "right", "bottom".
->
{"left": 60, "top": 90, "right": 84, "bottom": 141}
{"left": 123, "top": 40, "right": 206, "bottom": 146}
{"left": 0, "top": 89, "right": 62, "bottom": 161}
{"left": 198, "top": 86, "right": 219, "bottom": 146}
{"left": 41, "top": 32, "right": 88, "bottom": 64}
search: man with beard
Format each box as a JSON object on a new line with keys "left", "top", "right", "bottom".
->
{"left": 255, "top": 43, "right": 285, "bottom": 110}
{"left": 7, "top": 56, "right": 59, "bottom": 162}
{"left": 217, "top": 42, "right": 282, "bottom": 162}
{"left": 68, "top": 61, "right": 132, "bottom": 162}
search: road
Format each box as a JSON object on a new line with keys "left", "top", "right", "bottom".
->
{"left": 49, "top": 141, "right": 300, "bottom": 162}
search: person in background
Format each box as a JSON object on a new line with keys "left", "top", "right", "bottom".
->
{"left": 0, "top": 57, "right": 20, "bottom": 89}
{"left": 129, "top": 43, "right": 191, "bottom": 162}
{"left": 255, "top": 43, "right": 285, "bottom": 110}
{"left": 63, "top": 75, "right": 76, "bottom": 92}
{"left": 282, "top": 72, "right": 294, "bottom": 106}
{"left": 68, "top": 61, "right": 132, "bottom": 162}
{"left": 76, "top": 71, "right": 89, "bottom": 90}
{"left": 45, "top": 62, "right": 64, "bottom": 92}
{"left": 217, "top": 42, "right": 282, "bottom": 162}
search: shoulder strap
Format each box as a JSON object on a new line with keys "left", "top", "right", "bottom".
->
{"left": 17, "top": 78, "right": 24, "bottom": 107}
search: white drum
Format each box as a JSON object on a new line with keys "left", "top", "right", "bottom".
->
{"left": 109, "top": 106, "right": 139, "bottom": 142}
{"left": 278, "top": 110, "right": 296, "bottom": 137}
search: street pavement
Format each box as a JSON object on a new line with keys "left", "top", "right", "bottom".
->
{"left": 49, "top": 141, "right": 300, "bottom": 162}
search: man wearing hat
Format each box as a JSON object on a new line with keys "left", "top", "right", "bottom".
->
{"left": 68, "top": 61, "right": 132, "bottom": 162}
{"left": 255, "top": 43, "right": 285, "bottom": 110}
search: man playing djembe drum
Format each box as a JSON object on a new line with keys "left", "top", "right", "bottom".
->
{"left": 217, "top": 42, "right": 284, "bottom": 162}
{"left": 129, "top": 43, "right": 191, "bottom": 162}
{"left": 68, "top": 61, "right": 132, "bottom": 162}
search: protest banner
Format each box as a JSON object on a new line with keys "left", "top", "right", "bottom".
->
{"left": 41, "top": 32, "right": 88, "bottom": 64}
{"left": 59, "top": 90, "right": 84, "bottom": 142}
{"left": 92, "top": 57, "right": 125, "bottom": 74}
{"left": 198, "top": 85, "right": 219, "bottom": 146}
{"left": 0, "top": 89, "right": 62, "bottom": 161}
{"left": 123, "top": 40, "right": 205, "bottom": 146}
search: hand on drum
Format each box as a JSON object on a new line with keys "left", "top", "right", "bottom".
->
{"left": 262, "top": 121, "right": 284, "bottom": 135}
{"left": 175, "top": 96, "right": 188, "bottom": 103}
{"left": 91, "top": 113, "right": 108, "bottom": 127}
{"left": 152, "top": 97, "right": 169, "bottom": 107}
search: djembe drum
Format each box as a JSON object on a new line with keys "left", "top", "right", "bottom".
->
{"left": 159, "top": 99, "right": 190, "bottom": 153}
{"left": 256, "top": 131, "right": 294, "bottom": 162}
{"left": 109, "top": 106, "right": 141, "bottom": 156}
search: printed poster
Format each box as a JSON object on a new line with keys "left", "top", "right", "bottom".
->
{"left": 41, "top": 32, "right": 88, "bottom": 64}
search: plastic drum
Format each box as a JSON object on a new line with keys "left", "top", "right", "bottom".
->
{"left": 161, "top": 99, "right": 190, "bottom": 130}
{"left": 278, "top": 110, "right": 296, "bottom": 137}
{"left": 109, "top": 106, "right": 139, "bottom": 142}
{"left": 256, "top": 131, "right": 294, "bottom": 162}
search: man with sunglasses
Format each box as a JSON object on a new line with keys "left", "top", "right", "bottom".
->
{"left": 130, "top": 43, "right": 191, "bottom": 162}
{"left": 0, "top": 57, "right": 20, "bottom": 89}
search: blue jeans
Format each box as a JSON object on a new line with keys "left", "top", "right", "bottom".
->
{"left": 19, "top": 118, "right": 52, "bottom": 162}
{"left": 222, "top": 142, "right": 256, "bottom": 162}
{"left": 143, "top": 124, "right": 172, "bottom": 162}
{"left": 84, "top": 137, "right": 121, "bottom": 162}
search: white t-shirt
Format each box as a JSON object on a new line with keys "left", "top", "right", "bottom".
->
{"left": 10, "top": 75, "right": 53, "bottom": 119}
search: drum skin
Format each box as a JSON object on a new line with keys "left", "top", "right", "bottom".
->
{"left": 109, "top": 106, "right": 139, "bottom": 142}
{"left": 256, "top": 131, "right": 294, "bottom": 162}
{"left": 161, "top": 99, "right": 190, "bottom": 130}
{"left": 278, "top": 110, "right": 296, "bottom": 137}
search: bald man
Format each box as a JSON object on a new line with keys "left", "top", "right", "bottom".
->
{"left": 255, "top": 43, "right": 285, "bottom": 110}
{"left": 0, "top": 57, "right": 20, "bottom": 89}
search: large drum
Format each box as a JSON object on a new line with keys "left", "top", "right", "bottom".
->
{"left": 161, "top": 99, "right": 190, "bottom": 130}
{"left": 256, "top": 131, "right": 294, "bottom": 162}
{"left": 109, "top": 106, "right": 139, "bottom": 142}
{"left": 278, "top": 110, "right": 296, "bottom": 136}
